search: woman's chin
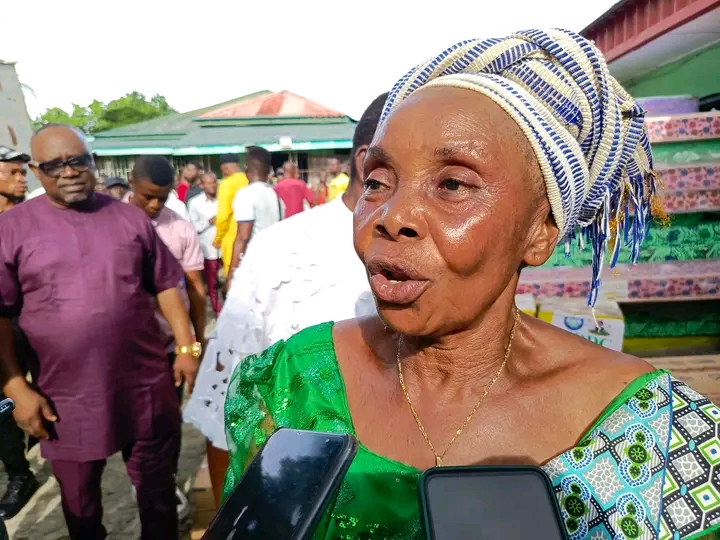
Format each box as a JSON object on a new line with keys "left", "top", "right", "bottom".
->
{"left": 376, "top": 304, "right": 437, "bottom": 337}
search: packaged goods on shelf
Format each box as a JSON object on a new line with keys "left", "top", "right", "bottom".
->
{"left": 660, "top": 189, "right": 720, "bottom": 213}
{"left": 652, "top": 140, "right": 720, "bottom": 168}
{"left": 518, "top": 260, "right": 720, "bottom": 302}
{"left": 623, "top": 336, "right": 720, "bottom": 357}
{"left": 657, "top": 166, "right": 720, "bottom": 191}
{"left": 538, "top": 298, "right": 625, "bottom": 351}
{"left": 542, "top": 213, "right": 720, "bottom": 269}
{"left": 623, "top": 300, "right": 720, "bottom": 338}
{"left": 637, "top": 95, "right": 699, "bottom": 116}
{"left": 646, "top": 111, "right": 720, "bottom": 143}
{"left": 515, "top": 293, "right": 537, "bottom": 316}
{"left": 622, "top": 301, "right": 720, "bottom": 356}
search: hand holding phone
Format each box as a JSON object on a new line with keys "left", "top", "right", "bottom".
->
{"left": 3, "top": 384, "right": 56, "bottom": 440}
{"left": 203, "top": 428, "right": 358, "bottom": 540}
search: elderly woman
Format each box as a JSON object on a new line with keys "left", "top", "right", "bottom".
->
{"left": 223, "top": 30, "right": 720, "bottom": 540}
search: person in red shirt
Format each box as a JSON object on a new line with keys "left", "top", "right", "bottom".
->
{"left": 273, "top": 162, "right": 314, "bottom": 218}
{"left": 313, "top": 171, "right": 329, "bottom": 206}
{"left": 175, "top": 163, "right": 199, "bottom": 203}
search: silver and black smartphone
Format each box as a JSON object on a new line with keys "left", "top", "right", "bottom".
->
{"left": 203, "top": 428, "right": 358, "bottom": 540}
{"left": 419, "top": 466, "right": 567, "bottom": 540}
{"left": 0, "top": 398, "right": 14, "bottom": 417}
{"left": 0, "top": 397, "right": 14, "bottom": 540}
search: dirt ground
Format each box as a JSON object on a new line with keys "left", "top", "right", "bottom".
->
{"left": 1, "top": 423, "right": 206, "bottom": 540}
{"left": 2, "top": 312, "right": 217, "bottom": 540}
{"left": 650, "top": 354, "right": 720, "bottom": 403}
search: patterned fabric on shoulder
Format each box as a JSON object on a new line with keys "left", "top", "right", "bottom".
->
{"left": 543, "top": 373, "right": 720, "bottom": 539}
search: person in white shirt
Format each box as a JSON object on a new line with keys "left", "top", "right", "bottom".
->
{"left": 188, "top": 172, "right": 222, "bottom": 315}
{"left": 183, "top": 92, "right": 388, "bottom": 507}
{"left": 165, "top": 188, "right": 190, "bottom": 221}
{"left": 226, "top": 146, "right": 284, "bottom": 290}
{"left": 26, "top": 186, "right": 46, "bottom": 199}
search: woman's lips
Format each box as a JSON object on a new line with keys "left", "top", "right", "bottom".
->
{"left": 369, "top": 273, "right": 430, "bottom": 305}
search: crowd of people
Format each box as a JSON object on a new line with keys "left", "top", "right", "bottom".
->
{"left": 2, "top": 26, "right": 720, "bottom": 540}
{"left": 0, "top": 124, "right": 353, "bottom": 538}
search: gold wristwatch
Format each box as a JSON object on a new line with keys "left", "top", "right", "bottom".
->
{"left": 175, "top": 342, "right": 202, "bottom": 359}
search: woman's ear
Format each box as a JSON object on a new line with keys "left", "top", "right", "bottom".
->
{"left": 522, "top": 210, "right": 560, "bottom": 268}
{"left": 353, "top": 144, "right": 369, "bottom": 181}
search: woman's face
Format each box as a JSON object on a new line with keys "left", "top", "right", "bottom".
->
{"left": 354, "top": 86, "right": 558, "bottom": 337}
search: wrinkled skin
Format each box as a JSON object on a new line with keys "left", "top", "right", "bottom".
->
{"left": 330, "top": 86, "right": 651, "bottom": 471}
{"left": 30, "top": 126, "right": 96, "bottom": 209}
{"left": 354, "top": 86, "right": 557, "bottom": 338}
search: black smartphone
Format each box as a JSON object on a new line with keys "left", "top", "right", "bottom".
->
{"left": 0, "top": 400, "right": 12, "bottom": 540}
{"left": 0, "top": 398, "right": 14, "bottom": 416}
{"left": 419, "top": 466, "right": 567, "bottom": 540}
{"left": 203, "top": 428, "right": 358, "bottom": 540}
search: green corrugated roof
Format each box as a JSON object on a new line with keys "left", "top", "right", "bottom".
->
{"left": 89, "top": 90, "right": 356, "bottom": 156}
{"left": 90, "top": 90, "right": 271, "bottom": 139}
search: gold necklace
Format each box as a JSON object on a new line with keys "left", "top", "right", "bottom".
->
{"left": 397, "top": 309, "right": 520, "bottom": 467}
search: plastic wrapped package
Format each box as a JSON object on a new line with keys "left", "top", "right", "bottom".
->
{"left": 646, "top": 111, "right": 720, "bottom": 143}
{"left": 657, "top": 166, "right": 720, "bottom": 191}
{"left": 515, "top": 293, "right": 537, "bottom": 316}
{"left": 652, "top": 140, "right": 720, "bottom": 167}
{"left": 537, "top": 298, "right": 625, "bottom": 351}
{"left": 637, "top": 95, "right": 699, "bottom": 116}
{"left": 517, "top": 260, "right": 720, "bottom": 301}
{"left": 623, "top": 300, "right": 720, "bottom": 338}
{"left": 660, "top": 189, "right": 720, "bottom": 213}
{"left": 543, "top": 213, "right": 720, "bottom": 268}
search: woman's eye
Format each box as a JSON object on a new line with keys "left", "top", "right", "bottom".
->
{"left": 441, "top": 179, "right": 462, "bottom": 191}
{"left": 363, "top": 179, "right": 383, "bottom": 191}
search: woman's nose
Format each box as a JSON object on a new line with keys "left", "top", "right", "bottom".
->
{"left": 373, "top": 193, "right": 424, "bottom": 241}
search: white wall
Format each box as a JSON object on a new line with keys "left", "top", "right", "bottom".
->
{"left": 0, "top": 61, "right": 39, "bottom": 190}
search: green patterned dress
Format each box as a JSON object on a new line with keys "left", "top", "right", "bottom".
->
{"left": 224, "top": 322, "right": 720, "bottom": 540}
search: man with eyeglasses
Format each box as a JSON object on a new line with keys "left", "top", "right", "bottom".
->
{"left": 0, "top": 124, "right": 199, "bottom": 540}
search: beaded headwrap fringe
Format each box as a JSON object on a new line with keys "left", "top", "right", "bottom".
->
{"left": 381, "top": 29, "right": 656, "bottom": 306}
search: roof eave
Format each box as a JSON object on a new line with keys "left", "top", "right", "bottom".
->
{"left": 92, "top": 138, "right": 354, "bottom": 157}
{"left": 92, "top": 133, "right": 187, "bottom": 140}
{"left": 194, "top": 116, "right": 354, "bottom": 127}
{"left": 581, "top": 0, "right": 634, "bottom": 34}
{"left": 582, "top": 0, "right": 720, "bottom": 63}
{"left": 91, "top": 90, "right": 274, "bottom": 138}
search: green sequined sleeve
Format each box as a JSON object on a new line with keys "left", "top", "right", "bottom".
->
{"left": 222, "top": 340, "right": 285, "bottom": 501}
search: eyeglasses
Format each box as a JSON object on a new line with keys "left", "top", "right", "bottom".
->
{"left": 32, "top": 153, "right": 94, "bottom": 178}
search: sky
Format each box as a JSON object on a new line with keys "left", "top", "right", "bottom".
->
{"left": 1, "top": 0, "right": 619, "bottom": 120}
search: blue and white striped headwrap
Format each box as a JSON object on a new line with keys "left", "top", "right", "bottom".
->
{"left": 382, "top": 29, "right": 657, "bottom": 306}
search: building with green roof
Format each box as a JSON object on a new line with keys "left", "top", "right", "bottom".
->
{"left": 89, "top": 90, "right": 357, "bottom": 180}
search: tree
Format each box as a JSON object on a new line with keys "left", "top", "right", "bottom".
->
{"left": 34, "top": 92, "right": 177, "bottom": 134}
